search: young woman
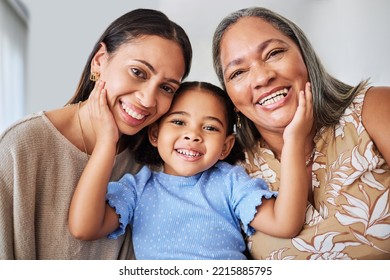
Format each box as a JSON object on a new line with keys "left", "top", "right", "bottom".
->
{"left": 212, "top": 7, "right": 390, "bottom": 259}
{"left": 0, "top": 8, "right": 192, "bottom": 260}
{"left": 68, "top": 81, "right": 313, "bottom": 259}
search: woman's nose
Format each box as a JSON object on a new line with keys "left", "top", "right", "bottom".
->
{"left": 136, "top": 89, "right": 157, "bottom": 108}
{"left": 251, "top": 64, "right": 276, "bottom": 89}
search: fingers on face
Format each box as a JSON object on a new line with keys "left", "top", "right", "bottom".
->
{"left": 99, "top": 88, "right": 107, "bottom": 107}
{"left": 301, "top": 82, "right": 313, "bottom": 108}
{"left": 91, "top": 80, "right": 105, "bottom": 98}
{"left": 304, "top": 82, "right": 313, "bottom": 123}
{"left": 90, "top": 80, "right": 107, "bottom": 107}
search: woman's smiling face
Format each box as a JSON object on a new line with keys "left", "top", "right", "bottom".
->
{"left": 94, "top": 35, "right": 186, "bottom": 136}
{"left": 220, "top": 17, "right": 309, "bottom": 134}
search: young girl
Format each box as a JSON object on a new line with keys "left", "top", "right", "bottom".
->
{"left": 68, "top": 81, "right": 313, "bottom": 260}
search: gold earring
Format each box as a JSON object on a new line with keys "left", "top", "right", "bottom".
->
{"left": 90, "top": 72, "right": 100, "bottom": 82}
{"left": 236, "top": 113, "right": 242, "bottom": 129}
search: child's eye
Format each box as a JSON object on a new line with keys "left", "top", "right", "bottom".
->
{"left": 203, "top": 125, "right": 219, "bottom": 132}
{"left": 171, "top": 119, "right": 184, "bottom": 126}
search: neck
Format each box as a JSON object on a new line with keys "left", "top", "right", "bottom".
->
{"left": 77, "top": 101, "right": 95, "bottom": 155}
{"left": 77, "top": 101, "right": 126, "bottom": 156}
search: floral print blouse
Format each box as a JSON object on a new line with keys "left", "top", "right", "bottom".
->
{"left": 243, "top": 87, "right": 390, "bottom": 259}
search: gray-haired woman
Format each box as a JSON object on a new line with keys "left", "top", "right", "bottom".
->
{"left": 213, "top": 7, "right": 389, "bottom": 259}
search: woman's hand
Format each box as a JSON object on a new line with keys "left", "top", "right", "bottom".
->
{"left": 87, "top": 80, "right": 119, "bottom": 146}
{"left": 283, "top": 82, "right": 314, "bottom": 142}
{"left": 69, "top": 81, "right": 121, "bottom": 241}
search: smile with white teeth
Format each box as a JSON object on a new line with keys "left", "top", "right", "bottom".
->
{"left": 258, "top": 88, "right": 288, "bottom": 106}
{"left": 121, "top": 103, "right": 145, "bottom": 120}
{"left": 176, "top": 149, "right": 202, "bottom": 157}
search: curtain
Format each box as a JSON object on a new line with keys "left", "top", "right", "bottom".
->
{"left": 0, "top": 0, "right": 27, "bottom": 133}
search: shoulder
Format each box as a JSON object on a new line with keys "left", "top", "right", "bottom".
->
{"left": 361, "top": 86, "right": 390, "bottom": 163}
{"left": 363, "top": 86, "right": 390, "bottom": 113}
{"left": 1, "top": 112, "right": 47, "bottom": 141}
{"left": 117, "top": 165, "right": 152, "bottom": 185}
{"left": 213, "top": 161, "right": 266, "bottom": 187}
{"left": 214, "top": 161, "right": 247, "bottom": 175}
{"left": 361, "top": 86, "right": 390, "bottom": 127}
{"left": 0, "top": 112, "right": 50, "bottom": 150}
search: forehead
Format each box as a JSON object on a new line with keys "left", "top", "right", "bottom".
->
{"left": 223, "top": 17, "right": 287, "bottom": 42}
{"left": 173, "top": 89, "right": 223, "bottom": 108}
{"left": 110, "top": 35, "right": 185, "bottom": 79}
{"left": 220, "top": 16, "right": 298, "bottom": 67}
{"left": 170, "top": 89, "right": 228, "bottom": 118}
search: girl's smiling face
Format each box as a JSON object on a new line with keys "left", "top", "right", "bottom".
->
{"left": 149, "top": 89, "right": 235, "bottom": 176}
{"left": 220, "top": 17, "right": 309, "bottom": 135}
{"left": 93, "top": 35, "right": 186, "bottom": 136}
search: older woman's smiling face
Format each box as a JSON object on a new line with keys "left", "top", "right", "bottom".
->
{"left": 220, "top": 17, "right": 308, "bottom": 134}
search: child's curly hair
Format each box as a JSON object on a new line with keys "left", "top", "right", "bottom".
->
{"left": 133, "top": 81, "right": 245, "bottom": 167}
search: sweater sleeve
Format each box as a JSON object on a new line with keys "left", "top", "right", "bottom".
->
{"left": 0, "top": 116, "right": 42, "bottom": 259}
{"left": 0, "top": 132, "right": 15, "bottom": 259}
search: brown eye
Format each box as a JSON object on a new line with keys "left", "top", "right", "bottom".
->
{"left": 267, "top": 49, "right": 285, "bottom": 60}
{"left": 203, "top": 125, "right": 219, "bottom": 132}
{"left": 161, "top": 84, "right": 176, "bottom": 95}
{"left": 229, "top": 70, "right": 244, "bottom": 81}
{"left": 131, "top": 68, "right": 146, "bottom": 79}
{"left": 171, "top": 119, "right": 184, "bottom": 126}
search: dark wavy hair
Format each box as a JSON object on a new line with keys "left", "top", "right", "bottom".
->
{"left": 67, "top": 8, "right": 192, "bottom": 104}
{"left": 134, "top": 81, "right": 245, "bottom": 167}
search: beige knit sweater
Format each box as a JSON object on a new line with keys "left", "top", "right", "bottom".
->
{"left": 0, "top": 112, "right": 140, "bottom": 259}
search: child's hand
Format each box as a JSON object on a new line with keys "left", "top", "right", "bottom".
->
{"left": 283, "top": 82, "right": 313, "bottom": 142}
{"left": 87, "top": 80, "right": 119, "bottom": 146}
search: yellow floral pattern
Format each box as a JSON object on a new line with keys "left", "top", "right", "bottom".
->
{"left": 243, "top": 87, "right": 390, "bottom": 259}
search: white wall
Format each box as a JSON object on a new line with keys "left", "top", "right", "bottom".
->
{"left": 20, "top": 0, "right": 390, "bottom": 114}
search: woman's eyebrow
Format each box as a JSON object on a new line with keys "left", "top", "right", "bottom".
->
{"left": 134, "top": 59, "right": 181, "bottom": 86}
{"left": 223, "top": 38, "right": 286, "bottom": 74}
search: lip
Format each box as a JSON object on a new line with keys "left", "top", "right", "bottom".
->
{"left": 119, "top": 101, "right": 150, "bottom": 126}
{"left": 256, "top": 87, "right": 290, "bottom": 109}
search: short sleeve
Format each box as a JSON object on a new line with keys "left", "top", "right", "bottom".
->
{"left": 106, "top": 166, "right": 151, "bottom": 239}
{"left": 220, "top": 162, "right": 278, "bottom": 236}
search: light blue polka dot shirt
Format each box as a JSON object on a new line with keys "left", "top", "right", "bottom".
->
{"left": 106, "top": 161, "right": 277, "bottom": 260}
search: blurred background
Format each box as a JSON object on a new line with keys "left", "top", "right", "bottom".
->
{"left": 1, "top": 0, "right": 389, "bottom": 132}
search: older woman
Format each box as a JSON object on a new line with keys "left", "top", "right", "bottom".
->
{"left": 212, "top": 7, "right": 390, "bottom": 259}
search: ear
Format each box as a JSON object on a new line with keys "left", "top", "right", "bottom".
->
{"left": 91, "top": 42, "right": 108, "bottom": 73}
{"left": 219, "top": 134, "right": 236, "bottom": 160}
{"left": 148, "top": 123, "right": 159, "bottom": 147}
